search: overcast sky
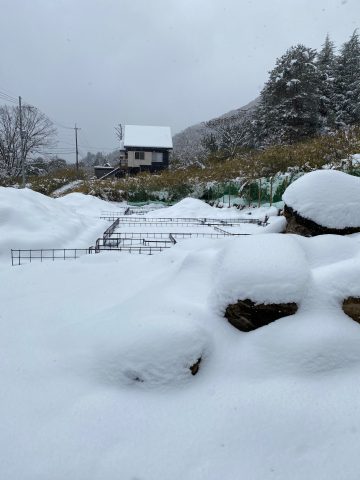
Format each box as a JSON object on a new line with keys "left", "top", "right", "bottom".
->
{"left": 0, "top": 0, "right": 359, "bottom": 161}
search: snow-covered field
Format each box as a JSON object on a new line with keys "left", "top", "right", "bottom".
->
{"left": 1, "top": 187, "right": 360, "bottom": 479}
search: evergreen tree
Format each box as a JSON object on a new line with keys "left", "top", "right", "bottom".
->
{"left": 317, "top": 34, "right": 336, "bottom": 129}
{"left": 255, "top": 44, "right": 320, "bottom": 145}
{"left": 334, "top": 30, "right": 360, "bottom": 126}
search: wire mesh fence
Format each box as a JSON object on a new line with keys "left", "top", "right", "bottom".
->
{"left": 11, "top": 215, "right": 266, "bottom": 266}
{"left": 11, "top": 248, "right": 94, "bottom": 266}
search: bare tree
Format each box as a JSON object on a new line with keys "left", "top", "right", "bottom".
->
{"left": 0, "top": 104, "right": 57, "bottom": 177}
{"left": 203, "top": 112, "right": 254, "bottom": 160}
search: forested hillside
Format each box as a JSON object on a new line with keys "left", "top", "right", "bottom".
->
{"left": 173, "top": 31, "right": 360, "bottom": 166}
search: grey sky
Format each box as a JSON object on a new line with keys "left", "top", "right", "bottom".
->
{"left": 0, "top": 0, "right": 359, "bottom": 162}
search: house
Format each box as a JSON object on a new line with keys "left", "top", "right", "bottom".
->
{"left": 94, "top": 125, "right": 173, "bottom": 179}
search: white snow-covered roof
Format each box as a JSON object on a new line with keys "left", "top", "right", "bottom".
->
{"left": 123, "top": 125, "right": 173, "bottom": 149}
{"left": 283, "top": 169, "right": 360, "bottom": 229}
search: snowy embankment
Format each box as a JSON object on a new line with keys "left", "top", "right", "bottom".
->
{"left": 2, "top": 188, "right": 360, "bottom": 479}
{"left": 146, "top": 197, "right": 279, "bottom": 220}
{"left": 0, "top": 188, "right": 122, "bottom": 259}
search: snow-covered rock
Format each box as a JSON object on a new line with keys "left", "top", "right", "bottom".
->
{"left": 213, "top": 235, "right": 310, "bottom": 309}
{"left": 343, "top": 297, "right": 360, "bottom": 323}
{"left": 283, "top": 170, "right": 360, "bottom": 235}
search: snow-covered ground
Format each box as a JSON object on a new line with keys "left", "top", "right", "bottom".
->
{"left": 2, "top": 188, "right": 360, "bottom": 479}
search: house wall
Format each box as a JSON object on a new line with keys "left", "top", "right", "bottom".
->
{"left": 127, "top": 150, "right": 152, "bottom": 167}
{"left": 125, "top": 148, "right": 171, "bottom": 171}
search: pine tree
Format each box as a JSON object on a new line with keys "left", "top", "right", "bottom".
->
{"left": 334, "top": 30, "right": 360, "bottom": 126}
{"left": 317, "top": 34, "right": 336, "bottom": 129}
{"left": 255, "top": 44, "right": 320, "bottom": 145}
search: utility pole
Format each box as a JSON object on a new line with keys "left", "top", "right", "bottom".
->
{"left": 19, "top": 96, "right": 25, "bottom": 188}
{"left": 74, "top": 123, "right": 80, "bottom": 172}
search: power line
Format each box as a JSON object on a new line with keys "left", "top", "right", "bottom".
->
{"left": 0, "top": 85, "right": 18, "bottom": 98}
{"left": 17, "top": 94, "right": 73, "bottom": 131}
{"left": 0, "top": 91, "right": 18, "bottom": 104}
{"left": 79, "top": 129, "right": 93, "bottom": 150}
{"left": 48, "top": 116, "right": 74, "bottom": 130}
{"left": 40, "top": 148, "right": 75, "bottom": 153}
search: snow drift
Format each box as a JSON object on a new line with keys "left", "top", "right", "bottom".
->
{"left": 0, "top": 188, "right": 120, "bottom": 259}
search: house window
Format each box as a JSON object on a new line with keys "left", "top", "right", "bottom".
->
{"left": 152, "top": 152, "right": 163, "bottom": 162}
{"left": 135, "top": 151, "right": 145, "bottom": 160}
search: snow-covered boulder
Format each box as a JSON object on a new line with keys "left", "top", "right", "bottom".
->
{"left": 225, "top": 299, "right": 298, "bottom": 331}
{"left": 282, "top": 170, "right": 360, "bottom": 236}
{"left": 213, "top": 235, "right": 309, "bottom": 331}
{"left": 343, "top": 297, "right": 360, "bottom": 323}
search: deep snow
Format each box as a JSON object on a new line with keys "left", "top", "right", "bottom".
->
{"left": 1, "top": 188, "right": 360, "bottom": 480}
{"left": 0, "top": 188, "right": 122, "bottom": 258}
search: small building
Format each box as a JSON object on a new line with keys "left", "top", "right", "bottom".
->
{"left": 94, "top": 125, "right": 173, "bottom": 179}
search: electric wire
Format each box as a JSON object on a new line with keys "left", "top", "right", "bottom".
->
{"left": 0, "top": 92, "right": 18, "bottom": 104}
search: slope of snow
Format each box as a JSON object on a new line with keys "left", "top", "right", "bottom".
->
{"left": 146, "top": 197, "right": 280, "bottom": 221}
{"left": 2, "top": 188, "right": 360, "bottom": 479}
{"left": 146, "top": 197, "right": 223, "bottom": 218}
{"left": 283, "top": 170, "right": 360, "bottom": 229}
{"left": 0, "top": 188, "right": 115, "bottom": 258}
{"left": 55, "top": 192, "right": 125, "bottom": 216}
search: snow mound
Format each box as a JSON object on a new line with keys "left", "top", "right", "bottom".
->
{"left": 213, "top": 235, "right": 310, "bottom": 310}
{"left": 241, "top": 310, "right": 360, "bottom": 378}
{"left": 0, "top": 187, "right": 108, "bottom": 258}
{"left": 283, "top": 170, "right": 360, "bottom": 229}
{"left": 56, "top": 192, "right": 124, "bottom": 216}
{"left": 147, "top": 197, "right": 281, "bottom": 221}
{"left": 94, "top": 316, "right": 210, "bottom": 388}
{"left": 147, "top": 197, "right": 220, "bottom": 218}
{"left": 261, "top": 215, "right": 287, "bottom": 233}
{"left": 293, "top": 235, "right": 360, "bottom": 268}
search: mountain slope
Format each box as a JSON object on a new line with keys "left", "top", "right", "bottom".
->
{"left": 172, "top": 98, "right": 259, "bottom": 165}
